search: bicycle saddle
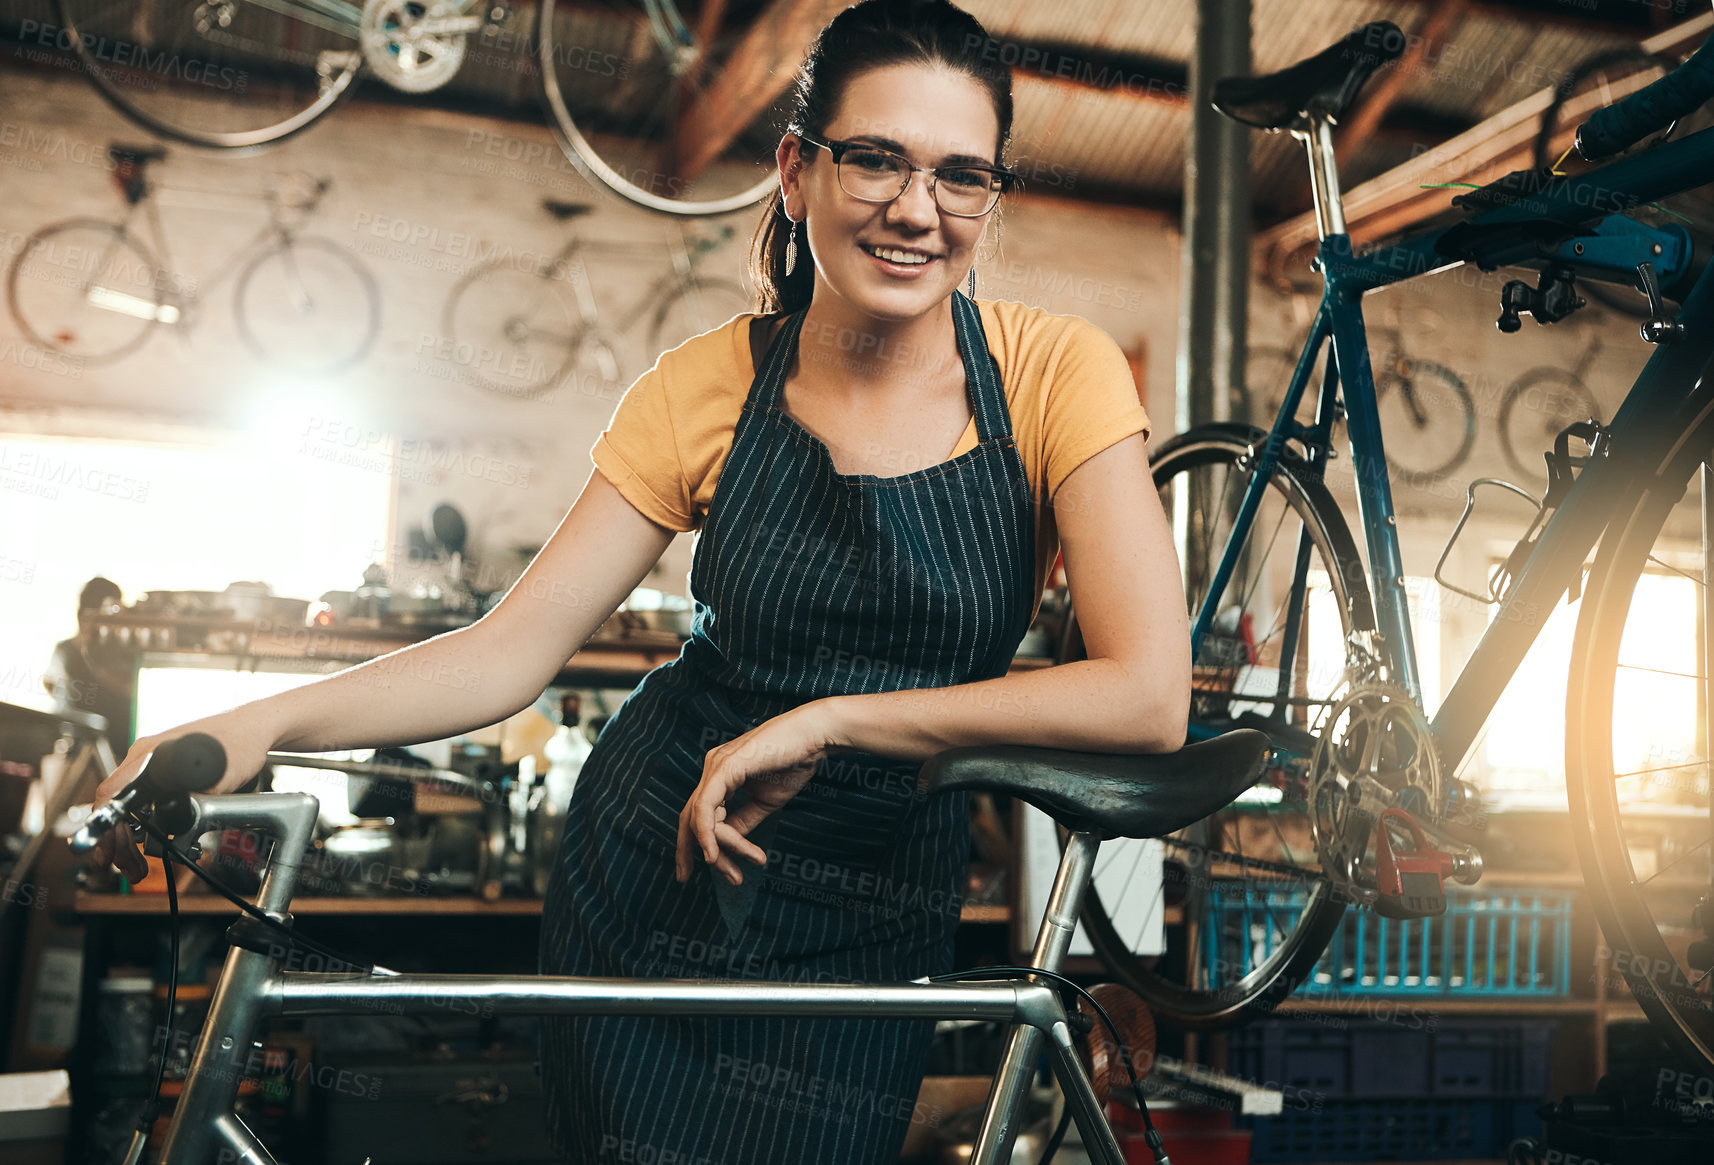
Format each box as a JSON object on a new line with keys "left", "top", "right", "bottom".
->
{"left": 917, "top": 729, "right": 1270, "bottom": 840}
{"left": 1213, "top": 22, "right": 1405, "bottom": 132}
{"left": 108, "top": 143, "right": 167, "bottom": 165}
{"left": 543, "top": 199, "right": 595, "bottom": 220}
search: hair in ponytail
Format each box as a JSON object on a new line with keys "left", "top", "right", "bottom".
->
{"left": 749, "top": 0, "right": 1014, "bottom": 315}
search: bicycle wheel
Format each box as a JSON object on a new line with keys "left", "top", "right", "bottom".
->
{"left": 6, "top": 220, "right": 163, "bottom": 362}
{"left": 1061, "top": 423, "right": 1370, "bottom": 1028}
{"left": 1568, "top": 392, "right": 1714, "bottom": 1074}
{"left": 535, "top": 0, "right": 792, "bottom": 215}
{"left": 441, "top": 258, "right": 595, "bottom": 399}
{"left": 235, "top": 237, "right": 380, "bottom": 374}
{"left": 1375, "top": 358, "right": 1476, "bottom": 481}
{"left": 648, "top": 276, "right": 752, "bottom": 357}
{"left": 1497, "top": 366, "right": 1603, "bottom": 488}
{"left": 54, "top": 0, "right": 363, "bottom": 149}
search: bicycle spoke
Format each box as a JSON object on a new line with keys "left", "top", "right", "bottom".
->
{"left": 1634, "top": 835, "right": 1711, "bottom": 888}
{"left": 1616, "top": 661, "right": 1707, "bottom": 681}
{"left": 1613, "top": 758, "right": 1712, "bottom": 782}
{"left": 1645, "top": 554, "right": 1704, "bottom": 587}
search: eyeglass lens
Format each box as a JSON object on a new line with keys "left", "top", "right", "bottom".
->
{"left": 837, "top": 148, "right": 999, "bottom": 215}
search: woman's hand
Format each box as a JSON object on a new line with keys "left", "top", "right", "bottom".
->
{"left": 675, "top": 701, "right": 849, "bottom": 887}
{"left": 90, "top": 713, "right": 275, "bottom": 882}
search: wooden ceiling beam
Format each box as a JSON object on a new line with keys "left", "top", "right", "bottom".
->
{"left": 671, "top": 0, "right": 845, "bottom": 182}
{"left": 1335, "top": 0, "right": 1472, "bottom": 167}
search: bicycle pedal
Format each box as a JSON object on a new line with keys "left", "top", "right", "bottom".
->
{"left": 1372, "top": 807, "right": 1452, "bottom": 920}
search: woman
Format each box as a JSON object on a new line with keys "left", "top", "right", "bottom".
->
{"left": 94, "top": 1, "right": 1190, "bottom": 1159}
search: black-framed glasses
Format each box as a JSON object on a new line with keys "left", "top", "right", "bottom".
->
{"left": 794, "top": 129, "right": 1016, "bottom": 217}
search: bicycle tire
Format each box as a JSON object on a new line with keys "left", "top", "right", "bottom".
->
{"left": 235, "top": 237, "right": 380, "bottom": 374}
{"left": 1375, "top": 358, "right": 1477, "bottom": 481}
{"left": 1497, "top": 365, "right": 1603, "bottom": 487}
{"left": 647, "top": 276, "right": 753, "bottom": 357}
{"left": 441, "top": 257, "right": 594, "bottom": 399}
{"left": 1058, "top": 423, "right": 1368, "bottom": 1028}
{"left": 1567, "top": 388, "right": 1714, "bottom": 1074}
{"left": 54, "top": 0, "right": 364, "bottom": 150}
{"left": 535, "top": 0, "right": 786, "bottom": 215}
{"left": 7, "top": 219, "right": 162, "bottom": 363}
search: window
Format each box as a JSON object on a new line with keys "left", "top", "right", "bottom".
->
{"left": 0, "top": 433, "right": 393, "bottom": 718}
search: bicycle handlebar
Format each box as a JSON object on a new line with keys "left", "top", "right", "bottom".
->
{"left": 1578, "top": 32, "right": 1714, "bottom": 161}
{"left": 68, "top": 733, "right": 227, "bottom": 854}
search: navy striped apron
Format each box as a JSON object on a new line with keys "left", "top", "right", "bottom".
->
{"left": 540, "top": 290, "right": 1035, "bottom": 1164}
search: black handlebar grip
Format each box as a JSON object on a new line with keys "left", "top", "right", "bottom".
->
{"left": 141, "top": 733, "right": 227, "bottom": 795}
{"left": 1578, "top": 36, "right": 1714, "bottom": 161}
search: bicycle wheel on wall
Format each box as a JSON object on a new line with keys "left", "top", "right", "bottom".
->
{"left": 1374, "top": 358, "right": 1476, "bottom": 481}
{"left": 1497, "top": 366, "right": 1603, "bottom": 488}
{"left": 1058, "top": 424, "right": 1370, "bottom": 1027}
{"left": 235, "top": 237, "right": 380, "bottom": 374}
{"left": 1568, "top": 394, "right": 1714, "bottom": 1074}
{"left": 6, "top": 220, "right": 163, "bottom": 363}
{"left": 648, "top": 276, "right": 751, "bottom": 357}
{"left": 54, "top": 0, "right": 363, "bottom": 149}
{"left": 536, "top": 0, "right": 806, "bottom": 215}
{"left": 442, "top": 258, "right": 620, "bottom": 401}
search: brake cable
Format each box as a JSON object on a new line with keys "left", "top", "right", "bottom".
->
{"left": 927, "top": 965, "right": 1171, "bottom": 1165}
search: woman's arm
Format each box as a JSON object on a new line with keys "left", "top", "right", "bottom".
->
{"left": 827, "top": 430, "right": 1191, "bottom": 756}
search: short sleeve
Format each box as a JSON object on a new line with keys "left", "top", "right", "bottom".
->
{"left": 590, "top": 362, "right": 696, "bottom": 533}
{"left": 1041, "top": 318, "right": 1151, "bottom": 501}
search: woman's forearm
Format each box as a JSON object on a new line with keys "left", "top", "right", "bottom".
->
{"left": 241, "top": 623, "right": 546, "bottom": 754}
{"left": 825, "top": 657, "right": 1190, "bottom": 761}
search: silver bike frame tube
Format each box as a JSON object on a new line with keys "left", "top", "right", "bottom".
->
{"left": 969, "top": 831, "right": 1127, "bottom": 1165}
{"left": 159, "top": 794, "right": 319, "bottom": 1165}
{"left": 160, "top": 798, "right": 1128, "bottom": 1165}
{"left": 1301, "top": 114, "right": 1347, "bottom": 240}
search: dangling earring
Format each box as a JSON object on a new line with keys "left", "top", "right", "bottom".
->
{"left": 966, "top": 265, "right": 977, "bottom": 298}
{"left": 784, "top": 218, "right": 800, "bottom": 276}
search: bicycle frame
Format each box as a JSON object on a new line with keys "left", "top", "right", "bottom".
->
{"left": 106, "top": 180, "right": 321, "bottom": 325}
{"left": 155, "top": 791, "right": 1132, "bottom": 1165}
{"left": 1194, "top": 120, "right": 1714, "bottom": 785}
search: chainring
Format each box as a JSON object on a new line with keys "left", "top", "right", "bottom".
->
{"left": 1308, "top": 682, "right": 1444, "bottom": 887}
{"left": 360, "top": 0, "right": 468, "bottom": 93}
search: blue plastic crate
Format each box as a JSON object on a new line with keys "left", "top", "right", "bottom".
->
{"left": 1229, "top": 1017, "right": 1557, "bottom": 1100}
{"left": 1241, "top": 1095, "right": 1544, "bottom": 1162}
{"left": 1207, "top": 887, "right": 1574, "bottom": 997}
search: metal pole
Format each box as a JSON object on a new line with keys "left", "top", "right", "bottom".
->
{"left": 1178, "top": 0, "right": 1253, "bottom": 433}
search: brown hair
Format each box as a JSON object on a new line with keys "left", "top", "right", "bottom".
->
{"left": 749, "top": 0, "right": 1015, "bottom": 315}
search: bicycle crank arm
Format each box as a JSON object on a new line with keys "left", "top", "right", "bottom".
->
{"left": 1344, "top": 775, "right": 1485, "bottom": 885}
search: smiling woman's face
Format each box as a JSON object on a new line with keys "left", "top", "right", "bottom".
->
{"left": 782, "top": 62, "right": 1001, "bottom": 324}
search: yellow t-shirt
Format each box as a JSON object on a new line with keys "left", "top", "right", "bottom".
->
{"left": 592, "top": 298, "right": 1151, "bottom": 622}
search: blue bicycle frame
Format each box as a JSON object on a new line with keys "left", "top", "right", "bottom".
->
{"left": 1193, "top": 121, "right": 1714, "bottom": 784}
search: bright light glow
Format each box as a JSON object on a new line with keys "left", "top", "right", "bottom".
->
{"left": 0, "top": 434, "right": 391, "bottom": 716}
{"left": 135, "top": 665, "right": 368, "bottom": 826}
{"left": 1610, "top": 569, "right": 1702, "bottom": 806}
{"left": 1306, "top": 571, "right": 1443, "bottom": 716}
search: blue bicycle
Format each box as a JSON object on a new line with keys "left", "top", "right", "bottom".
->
{"left": 1060, "top": 21, "right": 1714, "bottom": 1073}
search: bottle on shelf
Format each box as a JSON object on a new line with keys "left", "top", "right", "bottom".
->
{"left": 532, "top": 693, "right": 592, "bottom": 896}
